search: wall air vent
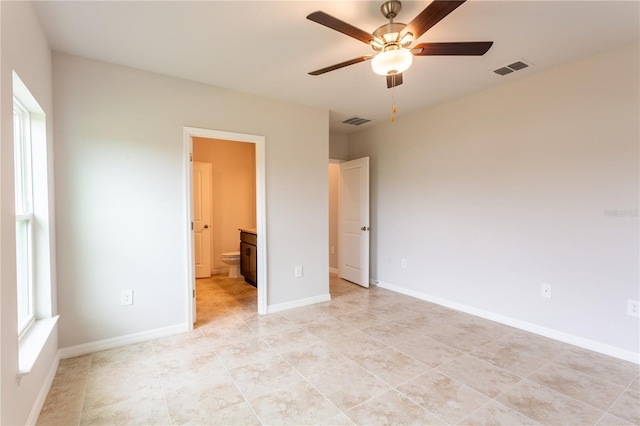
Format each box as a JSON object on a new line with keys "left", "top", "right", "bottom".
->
{"left": 493, "top": 59, "right": 532, "bottom": 76}
{"left": 341, "top": 117, "right": 372, "bottom": 126}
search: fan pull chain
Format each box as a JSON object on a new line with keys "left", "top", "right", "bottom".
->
{"left": 390, "top": 74, "right": 397, "bottom": 123}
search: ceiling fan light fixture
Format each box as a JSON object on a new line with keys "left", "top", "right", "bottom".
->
{"left": 399, "top": 31, "right": 413, "bottom": 47}
{"left": 371, "top": 48, "right": 413, "bottom": 75}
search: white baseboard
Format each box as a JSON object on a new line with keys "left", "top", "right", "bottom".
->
{"left": 58, "top": 324, "right": 188, "bottom": 359}
{"left": 372, "top": 279, "right": 640, "bottom": 364}
{"left": 267, "top": 293, "right": 331, "bottom": 314}
{"left": 329, "top": 267, "right": 338, "bottom": 275}
{"left": 26, "top": 353, "right": 60, "bottom": 426}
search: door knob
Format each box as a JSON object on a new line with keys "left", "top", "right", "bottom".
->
{"left": 204, "top": 224, "right": 209, "bottom": 229}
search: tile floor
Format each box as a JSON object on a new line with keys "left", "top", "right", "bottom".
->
{"left": 37, "top": 274, "right": 639, "bottom": 425}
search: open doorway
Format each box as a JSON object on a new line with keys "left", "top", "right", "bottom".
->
{"left": 192, "top": 137, "right": 256, "bottom": 325}
{"left": 184, "top": 127, "right": 267, "bottom": 330}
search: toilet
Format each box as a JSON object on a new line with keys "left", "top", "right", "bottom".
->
{"left": 220, "top": 251, "right": 241, "bottom": 278}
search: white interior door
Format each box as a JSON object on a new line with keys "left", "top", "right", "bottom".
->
{"left": 193, "top": 162, "right": 212, "bottom": 279}
{"left": 339, "top": 157, "right": 370, "bottom": 287}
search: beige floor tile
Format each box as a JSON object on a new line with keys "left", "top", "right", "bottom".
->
{"left": 394, "top": 335, "right": 463, "bottom": 368}
{"left": 38, "top": 275, "right": 638, "bottom": 426}
{"left": 436, "top": 355, "right": 521, "bottom": 398}
{"left": 261, "top": 325, "right": 323, "bottom": 353}
{"left": 150, "top": 328, "right": 207, "bottom": 351}
{"left": 345, "top": 389, "right": 445, "bottom": 426}
{"left": 334, "top": 309, "right": 388, "bottom": 330}
{"left": 154, "top": 342, "right": 225, "bottom": 377}
{"left": 214, "top": 336, "right": 276, "bottom": 369}
{"left": 315, "top": 299, "right": 362, "bottom": 317}
{"left": 361, "top": 320, "right": 424, "bottom": 346}
{"left": 163, "top": 373, "right": 245, "bottom": 424}
{"left": 368, "top": 302, "right": 418, "bottom": 321}
{"left": 457, "top": 400, "right": 540, "bottom": 425}
{"left": 53, "top": 355, "right": 92, "bottom": 384}
{"left": 83, "top": 371, "right": 163, "bottom": 412}
{"left": 452, "top": 317, "right": 514, "bottom": 341}
{"left": 356, "top": 347, "right": 428, "bottom": 386}
{"left": 281, "top": 341, "right": 351, "bottom": 377}
{"left": 597, "top": 412, "right": 636, "bottom": 426}
{"left": 470, "top": 340, "right": 550, "bottom": 377}
{"left": 308, "top": 361, "right": 392, "bottom": 411}
{"left": 36, "top": 379, "right": 85, "bottom": 426}
{"left": 248, "top": 381, "right": 339, "bottom": 425}
{"left": 498, "top": 330, "right": 569, "bottom": 360}
{"left": 319, "top": 412, "right": 355, "bottom": 425}
{"left": 229, "top": 354, "right": 304, "bottom": 400}
{"left": 397, "top": 370, "right": 491, "bottom": 424}
{"left": 200, "top": 320, "right": 257, "bottom": 348}
{"left": 553, "top": 347, "right": 640, "bottom": 388}
{"left": 196, "top": 401, "right": 261, "bottom": 426}
{"left": 79, "top": 393, "right": 169, "bottom": 426}
{"left": 241, "top": 312, "right": 298, "bottom": 336}
{"left": 424, "top": 323, "right": 493, "bottom": 353}
{"left": 496, "top": 379, "right": 604, "bottom": 425}
{"left": 608, "top": 386, "right": 640, "bottom": 425}
{"left": 88, "top": 342, "right": 157, "bottom": 378}
{"left": 323, "top": 330, "right": 389, "bottom": 360}
{"left": 528, "top": 362, "right": 626, "bottom": 410}
{"left": 302, "top": 316, "right": 357, "bottom": 341}
{"left": 281, "top": 305, "right": 335, "bottom": 324}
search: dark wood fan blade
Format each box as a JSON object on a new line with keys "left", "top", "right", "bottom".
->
{"left": 386, "top": 73, "right": 403, "bottom": 88}
{"left": 404, "top": 0, "right": 466, "bottom": 40}
{"left": 412, "top": 41, "right": 493, "bottom": 56}
{"left": 309, "top": 56, "right": 372, "bottom": 75}
{"left": 307, "top": 11, "right": 375, "bottom": 44}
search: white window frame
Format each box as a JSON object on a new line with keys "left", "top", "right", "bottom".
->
{"left": 14, "top": 97, "right": 36, "bottom": 337}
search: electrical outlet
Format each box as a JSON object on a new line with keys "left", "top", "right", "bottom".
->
{"left": 627, "top": 299, "right": 639, "bottom": 317}
{"left": 295, "top": 266, "right": 303, "bottom": 278}
{"left": 401, "top": 258, "right": 408, "bottom": 269}
{"left": 121, "top": 290, "right": 133, "bottom": 306}
{"left": 541, "top": 283, "right": 552, "bottom": 299}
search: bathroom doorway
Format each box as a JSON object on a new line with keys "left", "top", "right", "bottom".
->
{"left": 193, "top": 137, "right": 256, "bottom": 276}
{"left": 184, "top": 127, "right": 267, "bottom": 328}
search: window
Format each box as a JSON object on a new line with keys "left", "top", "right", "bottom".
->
{"left": 14, "top": 98, "right": 35, "bottom": 336}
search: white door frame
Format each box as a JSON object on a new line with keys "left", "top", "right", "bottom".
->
{"left": 183, "top": 126, "right": 268, "bottom": 328}
{"left": 338, "top": 157, "right": 370, "bottom": 287}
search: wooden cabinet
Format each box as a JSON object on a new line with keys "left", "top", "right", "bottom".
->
{"left": 240, "top": 231, "right": 257, "bottom": 287}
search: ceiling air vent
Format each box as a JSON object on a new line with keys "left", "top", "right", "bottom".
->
{"left": 342, "top": 117, "right": 372, "bottom": 126}
{"left": 493, "top": 59, "right": 532, "bottom": 76}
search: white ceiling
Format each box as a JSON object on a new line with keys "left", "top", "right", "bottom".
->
{"left": 34, "top": 1, "right": 639, "bottom": 134}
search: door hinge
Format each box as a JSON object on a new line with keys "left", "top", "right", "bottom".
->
{"left": 193, "top": 289, "right": 195, "bottom": 298}
{"left": 191, "top": 221, "right": 193, "bottom": 230}
{"left": 190, "top": 152, "right": 193, "bottom": 162}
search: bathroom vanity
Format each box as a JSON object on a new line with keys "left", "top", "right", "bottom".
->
{"left": 239, "top": 229, "right": 257, "bottom": 287}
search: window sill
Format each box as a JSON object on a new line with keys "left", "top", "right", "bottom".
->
{"left": 17, "top": 316, "right": 59, "bottom": 377}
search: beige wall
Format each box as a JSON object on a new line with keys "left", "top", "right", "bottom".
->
{"left": 328, "top": 163, "right": 340, "bottom": 271}
{"left": 193, "top": 137, "right": 256, "bottom": 274}
{"left": 1, "top": 2, "right": 59, "bottom": 424}
{"left": 53, "top": 52, "right": 329, "bottom": 349}
{"left": 348, "top": 43, "right": 639, "bottom": 359}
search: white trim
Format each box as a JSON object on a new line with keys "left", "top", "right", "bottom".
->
{"left": 267, "top": 293, "right": 331, "bottom": 314}
{"left": 183, "top": 127, "right": 268, "bottom": 329}
{"left": 26, "top": 352, "right": 60, "bottom": 426}
{"left": 372, "top": 279, "right": 640, "bottom": 364}
{"left": 58, "top": 324, "right": 187, "bottom": 359}
{"left": 18, "top": 316, "right": 59, "bottom": 376}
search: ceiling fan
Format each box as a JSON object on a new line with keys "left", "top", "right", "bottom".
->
{"left": 307, "top": 0, "right": 493, "bottom": 89}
